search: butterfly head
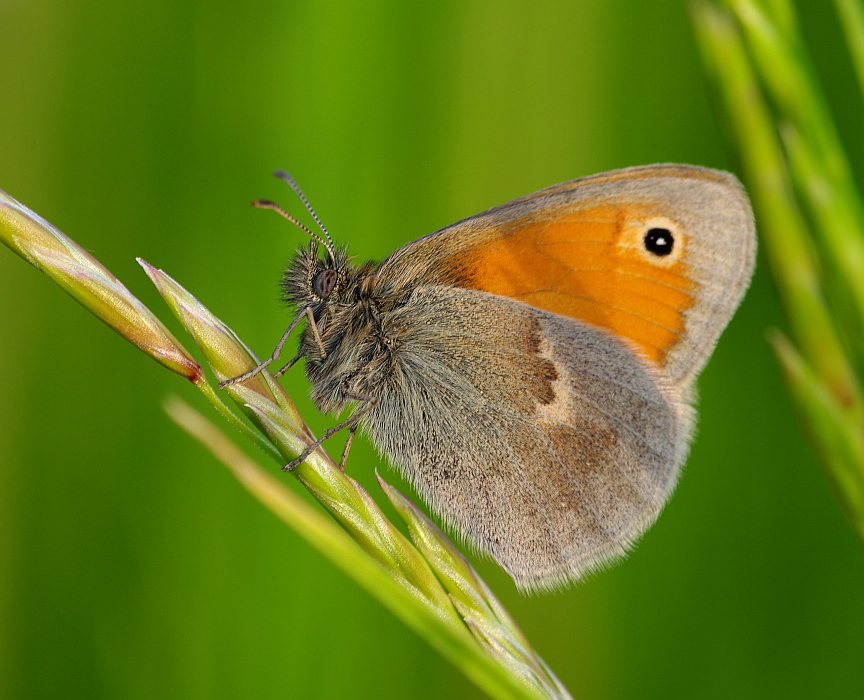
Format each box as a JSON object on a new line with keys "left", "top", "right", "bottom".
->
{"left": 280, "top": 239, "right": 355, "bottom": 310}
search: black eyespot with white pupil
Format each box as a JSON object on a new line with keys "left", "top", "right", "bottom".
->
{"left": 313, "top": 268, "right": 338, "bottom": 298}
{"left": 644, "top": 227, "right": 674, "bottom": 256}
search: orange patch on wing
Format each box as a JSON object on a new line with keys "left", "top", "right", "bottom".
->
{"left": 444, "top": 204, "right": 697, "bottom": 365}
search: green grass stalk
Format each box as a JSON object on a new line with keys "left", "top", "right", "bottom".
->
{"left": 692, "top": 0, "right": 864, "bottom": 541}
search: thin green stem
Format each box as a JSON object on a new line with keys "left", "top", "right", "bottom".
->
{"left": 834, "top": 0, "right": 864, "bottom": 100}
{"left": 725, "top": 0, "right": 864, "bottom": 362}
{"left": 692, "top": 0, "right": 864, "bottom": 541}
{"left": 693, "top": 2, "right": 863, "bottom": 413}
{"left": 769, "top": 332, "right": 864, "bottom": 539}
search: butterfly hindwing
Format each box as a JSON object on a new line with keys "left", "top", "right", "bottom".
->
{"left": 357, "top": 285, "right": 688, "bottom": 590}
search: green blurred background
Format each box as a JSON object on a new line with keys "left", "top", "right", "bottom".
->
{"left": 1, "top": 0, "right": 862, "bottom": 698}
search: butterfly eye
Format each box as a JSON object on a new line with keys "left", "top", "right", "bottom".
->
{"left": 313, "top": 268, "right": 338, "bottom": 298}
{"left": 643, "top": 227, "right": 674, "bottom": 256}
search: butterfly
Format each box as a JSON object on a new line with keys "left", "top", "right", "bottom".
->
{"left": 226, "top": 164, "right": 756, "bottom": 592}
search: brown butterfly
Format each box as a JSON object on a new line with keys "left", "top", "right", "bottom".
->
{"left": 225, "top": 164, "right": 756, "bottom": 592}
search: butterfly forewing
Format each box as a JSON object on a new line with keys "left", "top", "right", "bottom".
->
{"left": 377, "top": 164, "right": 756, "bottom": 387}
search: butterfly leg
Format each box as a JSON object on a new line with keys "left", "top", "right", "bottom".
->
{"left": 218, "top": 308, "right": 306, "bottom": 388}
{"left": 283, "top": 391, "right": 376, "bottom": 472}
{"left": 305, "top": 306, "right": 327, "bottom": 357}
{"left": 273, "top": 352, "right": 302, "bottom": 378}
{"left": 338, "top": 423, "right": 360, "bottom": 471}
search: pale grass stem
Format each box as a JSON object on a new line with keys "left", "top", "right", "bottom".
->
{"left": 0, "top": 185, "right": 572, "bottom": 700}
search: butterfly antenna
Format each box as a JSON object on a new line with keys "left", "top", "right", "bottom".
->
{"left": 251, "top": 199, "right": 335, "bottom": 258}
{"left": 273, "top": 170, "right": 337, "bottom": 255}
